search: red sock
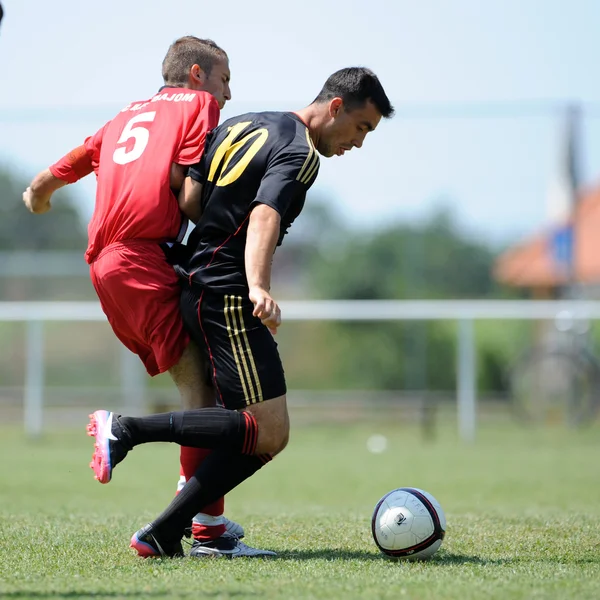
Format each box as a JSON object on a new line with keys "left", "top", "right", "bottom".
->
{"left": 178, "top": 446, "right": 226, "bottom": 540}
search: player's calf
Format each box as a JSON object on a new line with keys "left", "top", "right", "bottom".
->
{"left": 87, "top": 406, "right": 261, "bottom": 485}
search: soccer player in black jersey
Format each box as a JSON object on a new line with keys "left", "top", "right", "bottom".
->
{"left": 87, "top": 67, "right": 394, "bottom": 558}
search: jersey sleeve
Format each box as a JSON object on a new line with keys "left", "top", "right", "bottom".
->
{"left": 174, "top": 94, "right": 220, "bottom": 166}
{"left": 83, "top": 121, "right": 109, "bottom": 172}
{"left": 188, "top": 155, "right": 207, "bottom": 183}
{"left": 48, "top": 120, "right": 109, "bottom": 183}
{"left": 252, "top": 138, "right": 319, "bottom": 217}
{"left": 49, "top": 144, "right": 94, "bottom": 183}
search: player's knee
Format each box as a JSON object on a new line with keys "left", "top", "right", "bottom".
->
{"left": 271, "top": 422, "right": 290, "bottom": 456}
{"left": 245, "top": 394, "right": 289, "bottom": 455}
{"left": 258, "top": 431, "right": 288, "bottom": 456}
{"left": 255, "top": 420, "right": 289, "bottom": 456}
{"left": 275, "top": 428, "right": 290, "bottom": 456}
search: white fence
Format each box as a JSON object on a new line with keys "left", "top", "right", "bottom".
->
{"left": 3, "top": 300, "right": 600, "bottom": 442}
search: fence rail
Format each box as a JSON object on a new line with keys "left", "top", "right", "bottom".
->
{"left": 2, "top": 300, "right": 599, "bottom": 442}
{"left": 3, "top": 300, "right": 600, "bottom": 321}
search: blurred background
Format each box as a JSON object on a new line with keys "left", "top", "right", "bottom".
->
{"left": 2, "top": 0, "right": 600, "bottom": 438}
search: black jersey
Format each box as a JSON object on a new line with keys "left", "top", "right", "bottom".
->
{"left": 185, "top": 111, "right": 320, "bottom": 293}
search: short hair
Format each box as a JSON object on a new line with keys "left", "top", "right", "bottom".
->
{"left": 162, "top": 36, "right": 227, "bottom": 87}
{"left": 313, "top": 67, "right": 394, "bottom": 118}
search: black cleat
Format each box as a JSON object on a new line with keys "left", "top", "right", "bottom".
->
{"left": 130, "top": 523, "right": 184, "bottom": 558}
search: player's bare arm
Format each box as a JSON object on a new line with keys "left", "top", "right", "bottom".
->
{"left": 23, "top": 169, "right": 68, "bottom": 214}
{"left": 170, "top": 163, "right": 188, "bottom": 194}
{"left": 177, "top": 175, "right": 203, "bottom": 223}
{"left": 24, "top": 143, "right": 96, "bottom": 214}
{"left": 245, "top": 203, "right": 282, "bottom": 334}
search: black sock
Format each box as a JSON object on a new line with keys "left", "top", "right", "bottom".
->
{"left": 119, "top": 409, "right": 258, "bottom": 455}
{"left": 151, "top": 450, "right": 273, "bottom": 542}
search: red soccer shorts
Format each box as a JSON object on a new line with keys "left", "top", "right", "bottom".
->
{"left": 89, "top": 241, "right": 189, "bottom": 376}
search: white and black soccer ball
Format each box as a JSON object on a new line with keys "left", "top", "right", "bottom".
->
{"left": 371, "top": 487, "right": 446, "bottom": 559}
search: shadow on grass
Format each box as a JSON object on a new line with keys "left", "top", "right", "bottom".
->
{"left": 274, "top": 549, "right": 600, "bottom": 566}
{"left": 273, "top": 549, "right": 510, "bottom": 565}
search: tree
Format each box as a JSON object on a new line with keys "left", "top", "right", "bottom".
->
{"left": 0, "top": 166, "right": 92, "bottom": 301}
{"left": 279, "top": 203, "right": 522, "bottom": 393}
{"left": 271, "top": 192, "right": 345, "bottom": 299}
{"left": 0, "top": 168, "right": 87, "bottom": 251}
{"left": 309, "top": 205, "right": 501, "bottom": 301}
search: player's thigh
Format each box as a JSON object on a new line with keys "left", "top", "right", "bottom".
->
{"left": 91, "top": 246, "right": 188, "bottom": 375}
{"left": 169, "top": 340, "right": 216, "bottom": 409}
{"left": 189, "top": 289, "right": 287, "bottom": 412}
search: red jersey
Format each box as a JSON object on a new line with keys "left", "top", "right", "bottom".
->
{"left": 50, "top": 88, "right": 219, "bottom": 263}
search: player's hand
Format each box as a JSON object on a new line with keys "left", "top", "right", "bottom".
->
{"left": 22, "top": 187, "right": 51, "bottom": 214}
{"left": 248, "top": 287, "right": 281, "bottom": 334}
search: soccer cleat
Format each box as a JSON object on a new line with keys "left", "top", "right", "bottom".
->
{"left": 224, "top": 517, "right": 245, "bottom": 539}
{"left": 130, "top": 523, "right": 184, "bottom": 558}
{"left": 189, "top": 533, "right": 276, "bottom": 559}
{"left": 183, "top": 516, "right": 245, "bottom": 540}
{"left": 86, "top": 410, "right": 129, "bottom": 484}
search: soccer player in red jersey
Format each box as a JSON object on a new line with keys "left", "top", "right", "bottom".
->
{"left": 23, "top": 37, "right": 271, "bottom": 557}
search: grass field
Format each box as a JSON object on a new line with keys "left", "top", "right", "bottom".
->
{"left": 1, "top": 420, "right": 599, "bottom": 599}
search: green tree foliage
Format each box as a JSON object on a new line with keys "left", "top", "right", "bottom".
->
{"left": 0, "top": 167, "right": 92, "bottom": 303}
{"left": 0, "top": 169, "right": 87, "bottom": 251}
{"left": 309, "top": 206, "right": 500, "bottom": 301}
{"left": 280, "top": 201, "right": 523, "bottom": 393}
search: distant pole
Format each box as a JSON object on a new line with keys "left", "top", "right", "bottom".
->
{"left": 24, "top": 320, "right": 44, "bottom": 438}
{"left": 566, "top": 104, "right": 583, "bottom": 426}
{"left": 553, "top": 103, "right": 582, "bottom": 298}
{"left": 120, "top": 345, "right": 146, "bottom": 416}
{"left": 457, "top": 318, "right": 476, "bottom": 443}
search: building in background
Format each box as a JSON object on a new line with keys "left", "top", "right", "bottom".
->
{"left": 493, "top": 106, "right": 600, "bottom": 296}
{"left": 494, "top": 183, "right": 600, "bottom": 293}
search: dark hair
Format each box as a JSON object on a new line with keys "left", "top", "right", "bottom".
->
{"left": 162, "top": 36, "right": 227, "bottom": 87}
{"left": 313, "top": 67, "right": 394, "bottom": 118}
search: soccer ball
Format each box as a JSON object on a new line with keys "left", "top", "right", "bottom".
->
{"left": 371, "top": 487, "right": 446, "bottom": 559}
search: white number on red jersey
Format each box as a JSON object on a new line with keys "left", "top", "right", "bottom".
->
{"left": 112, "top": 112, "right": 157, "bottom": 165}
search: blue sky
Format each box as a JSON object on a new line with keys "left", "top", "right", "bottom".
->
{"left": 1, "top": 0, "right": 599, "bottom": 246}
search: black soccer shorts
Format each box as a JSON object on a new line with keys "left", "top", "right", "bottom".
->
{"left": 180, "top": 284, "right": 287, "bottom": 410}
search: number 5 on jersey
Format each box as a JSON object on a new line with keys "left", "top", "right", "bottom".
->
{"left": 113, "top": 112, "right": 157, "bottom": 165}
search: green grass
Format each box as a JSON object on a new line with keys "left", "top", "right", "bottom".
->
{"left": 1, "top": 421, "right": 599, "bottom": 599}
